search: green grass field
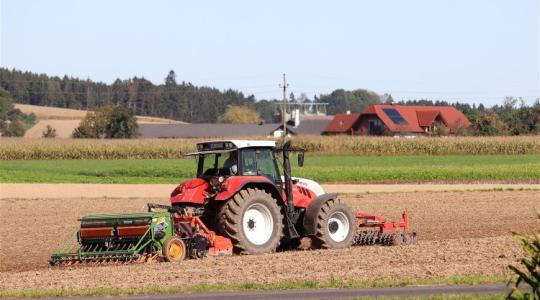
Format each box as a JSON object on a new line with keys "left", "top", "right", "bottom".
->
{"left": 1, "top": 155, "right": 538, "bottom": 184}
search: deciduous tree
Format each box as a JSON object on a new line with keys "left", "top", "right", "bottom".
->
{"left": 218, "top": 105, "right": 262, "bottom": 124}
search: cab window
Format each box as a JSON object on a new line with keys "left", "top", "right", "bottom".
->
{"left": 256, "top": 149, "right": 279, "bottom": 182}
{"left": 241, "top": 149, "right": 279, "bottom": 182}
{"left": 242, "top": 150, "right": 257, "bottom": 175}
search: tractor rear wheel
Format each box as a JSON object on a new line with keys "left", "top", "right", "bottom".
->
{"left": 217, "top": 188, "right": 284, "bottom": 254}
{"left": 313, "top": 198, "right": 356, "bottom": 249}
{"left": 163, "top": 237, "right": 186, "bottom": 262}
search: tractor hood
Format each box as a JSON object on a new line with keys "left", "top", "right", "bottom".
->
{"left": 282, "top": 176, "right": 325, "bottom": 197}
{"left": 170, "top": 178, "right": 209, "bottom": 204}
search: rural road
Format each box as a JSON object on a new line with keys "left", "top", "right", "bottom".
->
{"left": 60, "top": 284, "right": 511, "bottom": 300}
{"left": 1, "top": 183, "right": 538, "bottom": 199}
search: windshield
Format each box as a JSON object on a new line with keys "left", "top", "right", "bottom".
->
{"left": 197, "top": 151, "right": 238, "bottom": 177}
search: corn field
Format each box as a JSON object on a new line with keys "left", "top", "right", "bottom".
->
{"left": 0, "top": 136, "right": 539, "bottom": 160}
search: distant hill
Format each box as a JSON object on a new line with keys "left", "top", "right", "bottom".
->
{"left": 17, "top": 104, "right": 185, "bottom": 138}
{"left": 1, "top": 68, "right": 256, "bottom": 123}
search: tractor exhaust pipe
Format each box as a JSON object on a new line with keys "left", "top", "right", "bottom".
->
{"left": 281, "top": 141, "right": 300, "bottom": 239}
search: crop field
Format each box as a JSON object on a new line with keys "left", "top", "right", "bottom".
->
{"left": 15, "top": 104, "right": 185, "bottom": 139}
{"left": 1, "top": 190, "right": 538, "bottom": 297}
{"left": 1, "top": 136, "right": 538, "bottom": 297}
{"left": 1, "top": 136, "right": 539, "bottom": 160}
{"left": 1, "top": 154, "right": 539, "bottom": 183}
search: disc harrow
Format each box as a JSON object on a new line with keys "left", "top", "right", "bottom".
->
{"left": 353, "top": 211, "right": 418, "bottom": 246}
{"left": 355, "top": 230, "right": 418, "bottom": 246}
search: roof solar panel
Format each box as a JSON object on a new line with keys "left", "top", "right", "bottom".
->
{"left": 382, "top": 108, "right": 406, "bottom": 124}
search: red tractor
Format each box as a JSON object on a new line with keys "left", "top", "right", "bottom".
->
{"left": 50, "top": 140, "right": 416, "bottom": 265}
{"left": 169, "top": 140, "right": 412, "bottom": 254}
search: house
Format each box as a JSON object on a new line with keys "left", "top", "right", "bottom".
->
{"left": 323, "top": 105, "right": 471, "bottom": 136}
{"left": 321, "top": 112, "right": 361, "bottom": 135}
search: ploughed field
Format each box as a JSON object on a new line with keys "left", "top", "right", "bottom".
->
{"left": 0, "top": 190, "right": 538, "bottom": 292}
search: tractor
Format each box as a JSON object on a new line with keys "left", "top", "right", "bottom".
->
{"left": 50, "top": 140, "right": 416, "bottom": 265}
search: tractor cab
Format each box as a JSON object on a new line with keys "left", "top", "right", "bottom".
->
{"left": 188, "top": 140, "right": 282, "bottom": 186}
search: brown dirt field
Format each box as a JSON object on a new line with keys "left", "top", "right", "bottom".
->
{"left": 17, "top": 103, "right": 185, "bottom": 138}
{"left": 23, "top": 119, "right": 82, "bottom": 138}
{"left": 3, "top": 183, "right": 538, "bottom": 199}
{"left": 15, "top": 103, "right": 88, "bottom": 120}
{"left": 16, "top": 103, "right": 185, "bottom": 124}
{"left": 0, "top": 190, "right": 538, "bottom": 291}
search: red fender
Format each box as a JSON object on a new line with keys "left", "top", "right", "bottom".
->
{"left": 215, "top": 176, "right": 278, "bottom": 201}
{"left": 170, "top": 178, "right": 209, "bottom": 205}
{"left": 170, "top": 176, "right": 317, "bottom": 208}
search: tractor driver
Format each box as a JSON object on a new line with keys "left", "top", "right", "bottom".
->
{"left": 223, "top": 151, "right": 238, "bottom": 175}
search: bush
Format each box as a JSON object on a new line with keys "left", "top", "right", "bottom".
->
{"left": 42, "top": 125, "right": 57, "bottom": 138}
{"left": 507, "top": 212, "right": 540, "bottom": 299}
{"left": 104, "top": 106, "right": 139, "bottom": 138}
{"left": 73, "top": 105, "right": 138, "bottom": 139}
{"left": 3, "top": 120, "right": 26, "bottom": 137}
{"left": 0, "top": 87, "right": 33, "bottom": 137}
{"left": 473, "top": 112, "right": 508, "bottom": 136}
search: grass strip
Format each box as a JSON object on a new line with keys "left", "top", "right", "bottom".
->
{"left": 0, "top": 155, "right": 538, "bottom": 184}
{"left": 0, "top": 274, "right": 508, "bottom": 298}
{"left": 366, "top": 294, "right": 505, "bottom": 300}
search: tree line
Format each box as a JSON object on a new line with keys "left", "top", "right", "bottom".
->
{"left": 0, "top": 67, "right": 538, "bottom": 136}
{"left": 0, "top": 68, "right": 258, "bottom": 123}
{"left": 0, "top": 68, "right": 385, "bottom": 124}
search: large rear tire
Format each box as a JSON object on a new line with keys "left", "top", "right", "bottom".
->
{"left": 313, "top": 198, "right": 356, "bottom": 249}
{"left": 217, "top": 188, "right": 284, "bottom": 254}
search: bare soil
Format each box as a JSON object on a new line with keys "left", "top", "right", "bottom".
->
{"left": 16, "top": 103, "right": 185, "bottom": 138}
{"left": 2, "top": 183, "right": 538, "bottom": 199}
{"left": 23, "top": 119, "right": 83, "bottom": 138}
{"left": 0, "top": 190, "right": 538, "bottom": 291}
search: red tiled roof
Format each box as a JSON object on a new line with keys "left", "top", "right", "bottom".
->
{"left": 323, "top": 113, "right": 361, "bottom": 133}
{"left": 416, "top": 111, "right": 439, "bottom": 127}
{"left": 369, "top": 105, "right": 471, "bottom": 132}
{"left": 323, "top": 105, "right": 471, "bottom": 134}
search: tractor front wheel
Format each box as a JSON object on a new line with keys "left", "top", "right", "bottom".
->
{"left": 218, "top": 188, "right": 284, "bottom": 254}
{"left": 313, "top": 198, "right": 356, "bottom": 249}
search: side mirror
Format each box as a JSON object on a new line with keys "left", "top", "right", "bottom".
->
{"left": 297, "top": 152, "right": 304, "bottom": 167}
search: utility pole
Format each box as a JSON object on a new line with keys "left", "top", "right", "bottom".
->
{"left": 279, "top": 73, "right": 289, "bottom": 138}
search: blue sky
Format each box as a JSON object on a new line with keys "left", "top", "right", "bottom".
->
{"left": 1, "top": 0, "right": 538, "bottom": 106}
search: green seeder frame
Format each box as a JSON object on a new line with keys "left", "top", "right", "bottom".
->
{"left": 50, "top": 212, "right": 173, "bottom": 265}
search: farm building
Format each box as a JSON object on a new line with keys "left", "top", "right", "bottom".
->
{"left": 139, "top": 118, "right": 331, "bottom": 138}
{"left": 323, "top": 105, "right": 471, "bottom": 136}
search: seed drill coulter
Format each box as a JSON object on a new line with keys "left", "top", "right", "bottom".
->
{"left": 50, "top": 140, "right": 417, "bottom": 265}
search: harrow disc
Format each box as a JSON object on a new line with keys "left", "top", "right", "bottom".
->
{"left": 354, "top": 231, "right": 418, "bottom": 246}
